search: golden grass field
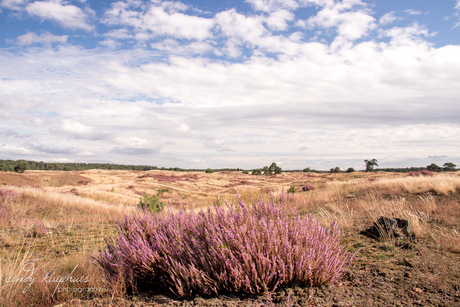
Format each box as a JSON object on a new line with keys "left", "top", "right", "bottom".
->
{"left": 1, "top": 169, "right": 459, "bottom": 306}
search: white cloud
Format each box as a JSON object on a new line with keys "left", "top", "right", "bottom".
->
{"left": 26, "top": 0, "right": 93, "bottom": 31}
{"left": 382, "top": 22, "right": 436, "bottom": 45}
{"left": 0, "top": 0, "right": 25, "bottom": 10}
{"left": 0, "top": 144, "right": 33, "bottom": 155}
{"left": 49, "top": 119, "right": 111, "bottom": 140}
{"left": 245, "top": 0, "right": 299, "bottom": 13}
{"left": 265, "top": 9, "right": 295, "bottom": 31}
{"left": 151, "top": 39, "right": 213, "bottom": 55}
{"left": 299, "top": 5, "right": 376, "bottom": 41}
{"left": 379, "top": 12, "right": 400, "bottom": 26}
{"left": 0, "top": 0, "right": 459, "bottom": 168}
{"left": 9, "top": 31, "right": 68, "bottom": 45}
{"left": 99, "top": 38, "right": 122, "bottom": 49}
{"left": 405, "top": 9, "right": 422, "bottom": 15}
{"left": 104, "top": 28, "right": 134, "bottom": 40}
{"left": 103, "top": 1, "right": 214, "bottom": 40}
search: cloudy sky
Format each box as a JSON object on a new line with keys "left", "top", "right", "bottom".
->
{"left": 1, "top": 0, "right": 459, "bottom": 170}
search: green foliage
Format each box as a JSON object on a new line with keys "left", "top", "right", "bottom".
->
{"left": 346, "top": 167, "right": 355, "bottom": 173}
{"left": 205, "top": 168, "right": 214, "bottom": 173}
{"left": 14, "top": 160, "right": 30, "bottom": 173}
{"left": 0, "top": 163, "right": 14, "bottom": 172}
{"left": 242, "top": 170, "right": 249, "bottom": 174}
{"left": 138, "top": 191, "right": 165, "bottom": 213}
{"left": 252, "top": 169, "right": 261, "bottom": 175}
{"left": 427, "top": 163, "right": 442, "bottom": 172}
{"left": 303, "top": 167, "right": 311, "bottom": 173}
{"left": 270, "top": 162, "right": 282, "bottom": 175}
{"left": 287, "top": 184, "right": 296, "bottom": 193}
{"left": 330, "top": 166, "right": 341, "bottom": 173}
{"left": 443, "top": 162, "right": 457, "bottom": 171}
{"left": 364, "top": 159, "right": 378, "bottom": 172}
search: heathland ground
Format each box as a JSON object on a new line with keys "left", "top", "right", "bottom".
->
{"left": 0, "top": 169, "right": 459, "bottom": 306}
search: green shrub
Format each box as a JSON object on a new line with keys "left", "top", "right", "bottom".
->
{"left": 287, "top": 184, "right": 296, "bottom": 193}
{"left": 242, "top": 170, "right": 249, "bottom": 174}
{"left": 205, "top": 168, "right": 214, "bottom": 173}
{"left": 138, "top": 192, "right": 164, "bottom": 213}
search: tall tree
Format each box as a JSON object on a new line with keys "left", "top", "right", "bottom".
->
{"left": 443, "top": 162, "right": 456, "bottom": 171}
{"left": 427, "top": 163, "right": 442, "bottom": 172}
{"left": 364, "top": 159, "right": 378, "bottom": 172}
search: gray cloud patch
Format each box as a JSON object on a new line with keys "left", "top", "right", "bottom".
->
{"left": 27, "top": 142, "right": 82, "bottom": 154}
{"left": 0, "top": 129, "right": 31, "bottom": 138}
{"left": 110, "top": 146, "right": 160, "bottom": 155}
{"left": 428, "top": 155, "right": 448, "bottom": 159}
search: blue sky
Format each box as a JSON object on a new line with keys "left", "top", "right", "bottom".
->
{"left": 1, "top": 0, "right": 460, "bottom": 170}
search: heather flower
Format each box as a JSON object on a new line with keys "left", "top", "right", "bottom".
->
{"left": 97, "top": 196, "right": 354, "bottom": 297}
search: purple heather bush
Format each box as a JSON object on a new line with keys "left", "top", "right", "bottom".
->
{"left": 97, "top": 196, "right": 354, "bottom": 297}
{"left": 302, "top": 185, "right": 315, "bottom": 191}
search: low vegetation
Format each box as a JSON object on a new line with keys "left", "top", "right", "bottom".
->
{"left": 98, "top": 197, "right": 354, "bottom": 297}
{"left": 0, "top": 169, "right": 459, "bottom": 306}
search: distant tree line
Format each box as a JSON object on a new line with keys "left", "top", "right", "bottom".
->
{"left": 0, "top": 159, "right": 457, "bottom": 174}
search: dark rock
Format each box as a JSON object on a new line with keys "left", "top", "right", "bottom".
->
{"left": 361, "top": 216, "right": 416, "bottom": 240}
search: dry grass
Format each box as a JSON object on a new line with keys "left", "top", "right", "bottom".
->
{"left": 1, "top": 170, "right": 460, "bottom": 306}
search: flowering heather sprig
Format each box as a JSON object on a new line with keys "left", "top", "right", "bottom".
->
{"left": 97, "top": 197, "right": 355, "bottom": 297}
{"left": 0, "top": 188, "right": 22, "bottom": 226}
{"left": 406, "top": 170, "right": 434, "bottom": 177}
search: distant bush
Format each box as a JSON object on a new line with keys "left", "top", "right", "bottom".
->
{"left": 252, "top": 169, "right": 261, "bottom": 175}
{"left": 302, "top": 185, "right": 315, "bottom": 191}
{"left": 330, "top": 167, "right": 341, "bottom": 173}
{"left": 346, "top": 167, "right": 355, "bottom": 173}
{"left": 97, "top": 197, "right": 354, "bottom": 297}
{"left": 242, "top": 170, "right": 249, "bottom": 174}
{"left": 303, "top": 167, "right": 311, "bottom": 173}
{"left": 205, "top": 168, "right": 213, "bottom": 173}
{"left": 287, "top": 184, "right": 296, "bottom": 193}
{"left": 14, "top": 160, "right": 29, "bottom": 173}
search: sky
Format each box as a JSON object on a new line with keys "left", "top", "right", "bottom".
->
{"left": 1, "top": 0, "right": 460, "bottom": 171}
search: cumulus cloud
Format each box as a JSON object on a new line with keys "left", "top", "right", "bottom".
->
{"left": 0, "top": 144, "right": 33, "bottom": 154}
{"left": 245, "top": 0, "right": 299, "bottom": 13}
{"left": 49, "top": 119, "right": 111, "bottom": 140}
{"left": 298, "top": 5, "right": 376, "bottom": 41}
{"left": 102, "top": 1, "right": 214, "bottom": 40}
{"left": 0, "top": 0, "right": 459, "bottom": 168}
{"left": 26, "top": 0, "right": 93, "bottom": 31}
{"left": 8, "top": 31, "right": 68, "bottom": 45}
